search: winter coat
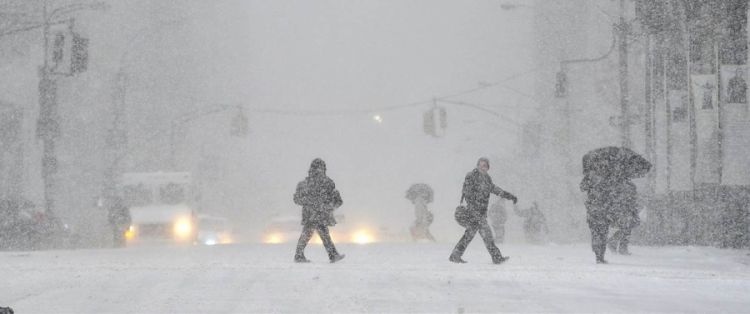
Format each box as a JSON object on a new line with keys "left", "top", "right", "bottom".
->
{"left": 294, "top": 159, "right": 343, "bottom": 227}
{"left": 610, "top": 181, "right": 640, "bottom": 229}
{"left": 580, "top": 172, "right": 638, "bottom": 225}
{"left": 462, "top": 168, "right": 515, "bottom": 216}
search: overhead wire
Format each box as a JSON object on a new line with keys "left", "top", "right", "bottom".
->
{"left": 245, "top": 66, "right": 544, "bottom": 116}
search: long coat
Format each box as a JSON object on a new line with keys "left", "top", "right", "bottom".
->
{"left": 580, "top": 172, "right": 638, "bottom": 226}
{"left": 462, "top": 168, "right": 514, "bottom": 216}
{"left": 293, "top": 161, "right": 343, "bottom": 227}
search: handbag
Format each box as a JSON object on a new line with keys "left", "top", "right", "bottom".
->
{"left": 454, "top": 195, "right": 474, "bottom": 228}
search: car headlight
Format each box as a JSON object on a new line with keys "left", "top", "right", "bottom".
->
{"left": 264, "top": 232, "right": 285, "bottom": 244}
{"left": 173, "top": 218, "right": 193, "bottom": 238}
{"left": 124, "top": 225, "right": 136, "bottom": 240}
{"left": 351, "top": 229, "right": 375, "bottom": 244}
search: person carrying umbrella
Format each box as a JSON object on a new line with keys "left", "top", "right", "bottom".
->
{"left": 607, "top": 180, "right": 640, "bottom": 255}
{"left": 580, "top": 147, "right": 650, "bottom": 264}
{"left": 405, "top": 183, "right": 436, "bottom": 242}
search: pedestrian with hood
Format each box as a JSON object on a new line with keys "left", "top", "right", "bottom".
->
{"left": 293, "top": 158, "right": 345, "bottom": 263}
{"left": 450, "top": 157, "right": 517, "bottom": 264}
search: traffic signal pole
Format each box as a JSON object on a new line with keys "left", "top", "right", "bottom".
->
{"left": 38, "top": 2, "right": 59, "bottom": 215}
{"left": 35, "top": 1, "right": 102, "bottom": 216}
{"left": 617, "top": 0, "right": 631, "bottom": 149}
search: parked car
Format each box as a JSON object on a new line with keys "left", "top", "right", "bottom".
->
{"left": 0, "top": 198, "right": 77, "bottom": 250}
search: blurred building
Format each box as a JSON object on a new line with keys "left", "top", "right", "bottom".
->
{"left": 529, "top": 0, "right": 750, "bottom": 248}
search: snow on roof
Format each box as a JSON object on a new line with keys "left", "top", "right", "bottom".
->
{"left": 121, "top": 172, "right": 192, "bottom": 186}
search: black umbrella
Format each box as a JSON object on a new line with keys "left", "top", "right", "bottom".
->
{"left": 582, "top": 146, "right": 652, "bottom": 179}
{"left": 405, "top": 183, "right": 434, "bottom": 203}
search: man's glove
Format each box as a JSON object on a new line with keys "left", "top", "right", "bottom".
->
{"left": 508, "top": 194, "right": 518, "bottom": 204}
{"left": 500, "top": 191, "right": 518, "bottom": 204}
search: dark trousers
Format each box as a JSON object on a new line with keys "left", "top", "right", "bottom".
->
{"left": 608, "top": 227, "right": 632, "bottom": 252}
{"left": 451, "top": 216, "right": 503, "bottom": 261}
{"left": 295, "top": 224, "right": 339, "bottom": 259}
{"left": 587, "top": 216, "right": 610, "bottom": 260}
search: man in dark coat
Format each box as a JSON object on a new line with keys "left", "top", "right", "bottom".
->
{"left": 450, "top": 157, "right": 517, "bottom": 264}
{"left": 293, "top": 158, "right": 345, "bottom": 263}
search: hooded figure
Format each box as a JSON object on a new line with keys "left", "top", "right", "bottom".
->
{"left": 449, "top": 157, "right": 517, "bottom": 264}
{"left": 293, "top": 158, "right": 345, "bottom": 263}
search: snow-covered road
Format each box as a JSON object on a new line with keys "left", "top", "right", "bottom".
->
{"left": 2, "top": 243, "right": 749, "bottom": 313}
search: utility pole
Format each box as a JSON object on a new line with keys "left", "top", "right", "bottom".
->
{"left": 617, "top": 0, "right": 631, "bottom": 149}
{"left": 36, "top": 1, "right": 102, "bottom": 216}
{"left": 38, "top": 1, "right": 59, "bottom": 216}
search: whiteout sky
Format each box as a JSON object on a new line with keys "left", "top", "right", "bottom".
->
{"left": 165, "top": 0, "right": 538, "bottom": 238}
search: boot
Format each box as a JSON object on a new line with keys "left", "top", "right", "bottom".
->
{"left": 595, "top": 249, "right": 607, "bottom": 264}
{"left": 607, "top": 239, "right": 618, "bottom": 253}
{"left": 294, "top": 254, "right": 310, "bottom": 263}
{"left": 618, "top": 243, "right": 631, "bottom": 255}
{"left": 330, "top": 254, "right": 346, "bottom": 263}
{"left": 493, "top": 256, "right": 510, "bottom": 264}
{"left": 449, "top": 254, "right": 467, "bottom": 263}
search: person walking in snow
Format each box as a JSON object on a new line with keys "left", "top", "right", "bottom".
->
{"left": 513, "top": 201, "right": 549, "bottom": 244}
{"left": 607, "top": 181, "right": 640, "bottom": 255}
{"left": 487, "top": 200, "right": 508, "bottom": 243}
{"left": 293, "top": 158, "right": 345, "bottom": 263}
{"left": 405, "top": 183, "right": 436, "bottom": 242}
{"left": 450, "top": 157, "right": 517, "bottom": 264}
{"left": 581, "top": 147, "right": 651, "bottom": 264}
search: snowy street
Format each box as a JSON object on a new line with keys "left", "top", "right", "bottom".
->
{"left": 2, "top": 243, "right": 749, "bottom": 313}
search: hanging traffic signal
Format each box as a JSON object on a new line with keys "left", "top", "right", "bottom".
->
{"left": 423, "top": 106, "right": 447, "bottom": 137}
{"left": 71, "top": 33, "right": 89, "bottom": 75}
{"left": 555, "top": 70, "right": 568, "bottom": 98}
{"left": 47, "top": 20, "right": 89, "bottom": 76}
{"left": 51, "top": 33, "right": 65, "bottom": 68}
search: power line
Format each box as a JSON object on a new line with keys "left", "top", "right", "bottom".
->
{"left": 245, "top": 67, "right": 543, "bottom": 117}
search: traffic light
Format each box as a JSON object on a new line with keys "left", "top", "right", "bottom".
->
{"left": 71, "top": 33, "right": 89, "bottom": 75}
{"left": 47, "top": 23, "right": 89, "bottom": 75}
{"left": 51, "top": 33, "right": 65, "bottom": 68}
{"left": 555, "top": 70, "right": 568, "bottom": 98}
{"left": 423, "top": 106, "right": 447, "bottom": 137}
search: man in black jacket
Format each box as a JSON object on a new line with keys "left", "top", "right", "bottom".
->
{"left": 450, "top": 157, "right": 517, "bottom": 264}
{"left": 293, "top": 158, "right": 345, "bottom": 263}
